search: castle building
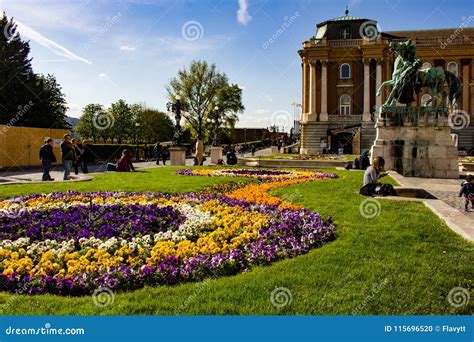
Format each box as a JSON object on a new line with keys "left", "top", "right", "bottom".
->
{"left": 298, "top": 9, "right": 474, "bottom": 154}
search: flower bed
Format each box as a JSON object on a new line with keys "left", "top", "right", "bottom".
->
{"left": 176, "top": 168, "right": 336, "bottom": 181}
{"left": 0, "top": 188, "right": 334, "bottom": 295}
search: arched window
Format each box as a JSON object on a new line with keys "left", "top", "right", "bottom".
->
{"left": 340, "top": 94, "right": 351, "bottom": 115}
{"left": 421, "top": 93, "right": 432, "bottom": 106}
{"left": 447, "top": 61, "right": 459, "bottom": 77}
{"left": 340, "top": 63, "right": 351, "bottom": 79}
{"left": 421, "top": 62, "right": 432, "bottom": 69}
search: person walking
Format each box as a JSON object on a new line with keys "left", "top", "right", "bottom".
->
{"left": 60, "top": 134, "right": 75, "bottom": 180}
{"left": 80, "top": 140, "right": 94, "bottom": 173}
{"left": 39, "top": 138, "right": 57, "bottom": 181}
{"left": 459, "top": 175, "right": 474, "bottom": 211}
{"left": 71, "top": 138, "right": 83, "bottom": 175}
{"left": 154, "top": 142, "right": 163, "bottom": 165}
{"left": 195, "top": 136, "right": 204, "bottom": 166}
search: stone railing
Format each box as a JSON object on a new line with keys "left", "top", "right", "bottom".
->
{"left": 329, "top": 115, "right": 363, "bottom": 122}
{"left": 304, "top": 36, "right": 469, "bottom": 48}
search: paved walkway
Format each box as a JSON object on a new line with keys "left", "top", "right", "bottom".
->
{"left": 389, "top": 172, "right": 474, "bottom": 242}
{"left": 0, "top": 148, "right": 273, "bottom": 184}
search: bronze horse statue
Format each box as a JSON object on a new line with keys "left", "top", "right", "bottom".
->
{"left": 376, "top": 40, "right": 461, "bottom": 110}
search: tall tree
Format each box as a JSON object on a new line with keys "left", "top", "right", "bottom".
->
{"left": 75, "top": 104, "right": 105, "bottom": 143}
{"left": 166, "top": 60, "right": 244, "bottom": 138}
{"left": 0, "top": 13, "right": 68, "bottom": 128}
{"left": 137, "top": 108, "right": 174, "bottom": 144}
{"left": 109, "top": 99, "right": 133, "bottom": 144}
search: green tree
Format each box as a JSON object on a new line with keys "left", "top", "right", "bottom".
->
{"left": 166, "top": 60, "right": 244, "bottom": 138}
{"left": 137, "top": 108, "right": 174, "bottom": 144}
{"left": 0, "top": 13, "right": 68, "bottom": 128}
{"left": 75, "top": 104, "right": 105, "bottom": 143}
{"left": 109, "top": 99, "right": 133, "bottom": 144}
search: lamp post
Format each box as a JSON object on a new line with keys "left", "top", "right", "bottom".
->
{"left": 166, "top": 95, "right": 189, "bottom": 147}
{"left": 135, "top": 122, "right": 140, "bottom": 161}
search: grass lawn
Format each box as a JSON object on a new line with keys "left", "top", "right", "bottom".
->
{"left": 0, "top": 167, "right": 472, "bottom": 315}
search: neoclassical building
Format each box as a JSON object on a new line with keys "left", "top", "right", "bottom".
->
{"left": 298, "top": 10, "right": 474, "bottom": 154}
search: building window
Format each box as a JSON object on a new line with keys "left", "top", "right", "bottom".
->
{"left": 340, "top": 63, "right": 351, "bottom": 79}
{"left": 421, "top": 93, "right": 432, "bottom": 106}
{"left": 340, "top": 26, "right": 351, "bottom": 39}
{"left": 421, "top": 62, "right": 432, "bottom": 69}
{"left": 340, "top": 94, "right": 351, "bottom": 115}
{"left": 447, "top": 61, "right": 459, "bottom": 77}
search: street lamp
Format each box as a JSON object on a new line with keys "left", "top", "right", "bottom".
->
{"left": 166, "top": 95, "right": 189, "bottom": 146}
{"left": 135, "top": 122, "right": 141, "bottom": 161}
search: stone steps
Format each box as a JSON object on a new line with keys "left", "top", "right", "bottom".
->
{"left": 457, "top": 126, "right": 474, "bottom": 150}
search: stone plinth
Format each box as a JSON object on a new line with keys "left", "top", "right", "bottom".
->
{"left": 210, "top": 146, "right": 223, "bottom": 164}
{"left": 370, "top": 107, "right": 459, "bottom": 179}
{"left": 271, "top": 146, "right": 279, "bottom": 154}
{"left": 169, "top": 147, "right": 186, "bottom": 166}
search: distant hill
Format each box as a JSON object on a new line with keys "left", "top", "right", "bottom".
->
{"left": 66, "top": 116, "right": 80, "bottom": 130}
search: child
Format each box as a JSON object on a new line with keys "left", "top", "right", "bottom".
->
{"left": 459, "top": 175, "right": 474, "bottom": 211}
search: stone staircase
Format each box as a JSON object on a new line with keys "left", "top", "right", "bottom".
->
{"left": 361, "top": 126, "right": 377, "bottom": 151}
{"left": 458, "top": 126, "right": 474, "bottom": 150}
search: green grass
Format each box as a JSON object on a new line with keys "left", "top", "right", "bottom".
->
{"left": 0, "top": 167, "right": 472, "bottom": 315}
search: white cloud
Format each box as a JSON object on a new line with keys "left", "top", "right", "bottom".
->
{"left": 255, "top": 108, "right": 270, "bottom": 114}
{"left": 98, "top": 73, "right": 118, "bottom": 87}
{"left": 16, "top": 21, "right": 92, "bottom": 64}
{"left": 237, "top": 0, "right": 252, "bottom": 25}
{"left": 120, "top": 45, "right": 136, "bottom": 51}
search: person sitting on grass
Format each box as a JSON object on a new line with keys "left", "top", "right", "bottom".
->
{"left": 360, "top": 156, "right": 396, "bottom": 196}
{"left": 107, "top": 149, "right": 135, "bottom": 172}
{"left": 459, "top": 175, "right": 474, "bottom": 212}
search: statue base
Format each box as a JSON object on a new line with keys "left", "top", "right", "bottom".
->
{"left": 169, "top": 147, "right": 186, "bottom": 166}
{"left": 370, "top": 107, "right": 459, "bottom": 179}
{"left": 210, "top": 146, "right": 223, "bottom": 164}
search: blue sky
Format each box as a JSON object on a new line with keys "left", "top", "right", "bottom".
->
{"left": 1, "top": 0, "right": 472, "bottom": 129}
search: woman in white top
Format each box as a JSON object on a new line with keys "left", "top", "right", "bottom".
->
{"left": 363, "top": 156, "right": 387, "bottom": 185}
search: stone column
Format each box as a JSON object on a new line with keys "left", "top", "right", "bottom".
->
{"left": 462, "top": 59, "right": 470, "bottom": 114}
{"left": 308, "top": 61, "right": 317, "bottom": 121}
{"left": 376, "top": 59, "right": 384, "bottom": 112}
{"left": 320, "top": 60, "right": 328, "bottom": 121}
{"left": 169, "top": 147, "right": 186, "bottom": 166}
{"left": 302, "top": 59, "right": 310, "bottom": 119}
{"left": 362, "top": 58, "right": 371, "bottom": 121}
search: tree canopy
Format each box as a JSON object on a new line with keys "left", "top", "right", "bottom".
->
{"left": 0, "top": 13, "right": 69, "bottom": 128}
{"left": 166, "top": 60, "right": 244, "bottom": 139}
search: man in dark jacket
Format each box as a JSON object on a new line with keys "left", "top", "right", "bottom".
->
{"left": 60, "top": 134, "right": 75, "bottom": 180}
{"left": 39, "top": 138, "right": 57, "bottom": 181}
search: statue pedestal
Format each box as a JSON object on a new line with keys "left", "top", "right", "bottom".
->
{"left": 271, "top": 146, "right": 279, "bottom": 154}
{"left": 370, "top": 108, "right": 459, "bottom": 179}
{"left": 169, "top": 147, "right": 186, "bottom": 166}
{"left": 210, "top": 146, "right": 223, "bottom": 164}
